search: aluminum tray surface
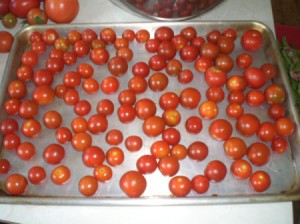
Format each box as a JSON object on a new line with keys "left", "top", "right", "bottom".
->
{"left": 0, "top": 21, "right": 299, "bottom": 205}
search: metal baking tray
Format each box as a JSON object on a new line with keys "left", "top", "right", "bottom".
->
{"left": 0, "top": 21, "right": 300, "bottom": 206}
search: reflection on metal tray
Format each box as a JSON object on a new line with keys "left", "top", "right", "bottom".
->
{"left": 0, "top": 21, "right": 300, "bottom": 206}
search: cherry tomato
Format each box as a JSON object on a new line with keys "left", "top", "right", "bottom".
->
{"left": 148, "top": 54, "right": 167, "bottom": 71}
{"left": 3, "top": 133, "right": 20, "bottom": 151}
{"left": 46, "top": 58, "right": 64, "bottom": 74}
{"left": 28, "top": 166, "right": 46, "bottom": 185}
{"left": 223, "top": 137, "right": 247, "bottom": 160}
{"left": 67, "top": 29, "right": 81, "bottom": 45}
{"left": 135, "top": 98, "right": 156, "bottom": 120}
{"left": 94, "top": 164, "right": 113, "bottom": 182}
{"left": 2, "top": 13, "right": 17, "bottom": 29}
{"left": 122, "top": 29, "right": 135, "bottom": 42}
{"left": 180, "top": 26, "right": 197, "bottom": 41}
{"left": 256, "top": 121, "right": 277, "bottom": 142}
{"left": 191, "top": 175, "right": 210, "bottom": 194}
{"left": 63, "top": 89, "right": 79, "bottom": 105}
{"left": 205, "top": 66, "right": 227, "bottom": 87}
{"left": 165, "top": 59, "right": 182, "bottom": 77}
{"left": 125, "top": 135, "right": 143, "bottom": 152}
{"left": 169, "top": 176, "right": 191, "bottom": 197}
{"left": 97, "top": 99, "right": 114, "bottom": 116}
{"left": 264, "top": 84, "right": 286, "bottom": 104}
{"left": 117, "top": 105, "right": 136, "bottom": 123}
{"left": 226, "top": 75, "right": 247, "bottom": 92}
{"left": 51, "top": 165, "right": 71, "bottom": 185}
{"left": 135, "top": 29, "right": 150, "bottom": 43}
{"left": 77, "top": 63, "right": 94, "bottom": 79}
{"left": 71, "top": 117, "right": 87, "bottom": 133}
{"left": 132, "top": 61, "right": 150, "bottom": 78}
{"left": 249, "top": 171, "right": 271, "bottom": 192}
{"left": 236, "top": 53, "right": 253, "bottom": 69}
{"left": 199, "top": 100, "right": 219, "bottom": 120}
{"left": 200, "top": 42, "right": 219, "bottom": 60}
{"left": 32, "top": 85, "right": 55, "bottom": 106}
{"left": 178, "top": 69, "right": 194, "bottom": 84}
{"left": 148, "top": 72, "right": 169, "bottom": 92}
{"left": 71, "top": 132, "right": 92, "bottom": 151}
{"left": 87, "top": 114, "right": 108, "bottom": 134}
{"left": 16, "top": 141, "right": 36, "bottom": 161}
{"left": 8, "top": 80, "right": 27, "bottom": 99}
{"left": 108, "top": 56, "right": 128, "bottom": 77}
{"left": 4, "top": 98, "right": 20, "bottom": 115}
{"left": 162, "top": 108, "right": 181, "bottom": 127}
{"left": 204, "top": 160, "right": 227, "bottom": 182}
{"left": 21, "top": 118, "right": 41, "bottom": 138}
{"left": 158, "top": 155, "right": 180, "bottom": 177}
{"left": 230, "top": 159, "right": 252, "bottom": 179}
{"left": 5, "top": 173, "right": 28, "bottom": 195}
{"left": 246, "top": 89, "right": 265, "bottom": 107}
{"left": 118, "top": 89, "right": 136, "bottom": 106}
{"left": 236, "top": 113, "right": 260, "bottom": 136}
{"left": 82, "top": 146, "right": 105, "bottom": 167}
{"left": 179, "top": 87, "right": 201, "bottom": 110}
{"left": 241, "top": 29, "right": 263, "bottom": 52}
{"left": 217, "top": 36, "right": 234, "bottom": 54}
{"left": 271, "top": 136, "right": 289, "bottom": 154}
{"left": 55, "top": 127, "right": 72, "bottom": 144}
{"left": 128, "top": 76, "right": 148, "bottom": 94}
{"left": 89, "top": 48, "right": 110, "bottom": 65}
{"left": 209, "top": 119, "right": 233, "bottom": 141}
{"left": 0, "top": 118, "right": 18, "bottom": 135}
{"left": 119, "top": 170, "right": 147, "bottom": 198}
{"left": 188, "top": 141, "right": 208, "bottom": 161}
{"left": 43, "top": 143, "right": 65, "bottom": 165}
{"left": 0, "top": 31, "right": 14, "bottom": 53}
{"left": 159, "top": 92, "right": 179, "bottom": 110}
{"left": 247, "top": 142, "right": 270, "bottom": 166}
{"left": 0, "top": 0, "right": 10, "bottom": 16}
{"left": 268, "top": 103, "right": 286, "bottom": 120}
{"left": 100, "top": 28, "right": 116, "bottom": 45}
{"left": 78, "top": 175, "right": 98, "bottom": 197}
{"left": 179, "top": 45, "right": 199, "bottom": 62}
{"left": 206, "top": 86, "right": 225, "bottom": 103}
{"left": 45, "top": 0, "right": 79, "bottom": 23}
{"left": 0, "top": 159, "right": 11, "bottom": 174}
{"left": 101, "top": 76, "right": 119, "bottom": 94}
{"left": 43, "top": 110, "right": 62, "bottom": 129}
{"left": 145, "top": 38, "right": 160, "bottom": 53}
{"left": 150, "top": 140, "right": 171, "bottom": 159}
{"left": 275, "top": 117, "right": 295, "bottom": 137}
{"left": 82, "top": 78, "right": 99, "bottom": 94}
{"left": 185, "top": 116, "right": 203, "bottom": 134}
{"left": 261, "top": 63, "right": 278, "bottom": 79}
{"left": 17, "top": 65, "right": 34, "bottom": 82}
{"left": 157, "top": 41, "right": 176, "bottom": 60}
{"left": 155, "top": 26, "right": 174, "bottom": 42}
{"left": 74, "top": 100, "right": 92, "bottom": 116}
{"left": 162, "top": 127, "right": 181, "bottom": 146}
{"left": 136, "top": 154, "right": 157, "bottom": 174}
{"left": 105, "top": 129, "right": 123, "bottom": 145}
{"left": 143, "top": 116, "right": 165, "bottom": 137}
{"left": 106, "top": 147, "right": 124, "bottom": 166}
{"left": 171, "top": 144, "right": 187, "bottom": 160}
{"left": 171, "top": 34, "right": 188, "bottom": 50}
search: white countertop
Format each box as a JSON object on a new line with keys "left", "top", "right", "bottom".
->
{"left": 0, "top": 1, "right": 294, "bottom": 224}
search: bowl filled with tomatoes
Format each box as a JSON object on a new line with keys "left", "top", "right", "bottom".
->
{"left": 0, "top": 21, "right": 299, "bottom": 205}
{"left": 110, "top": 0, "right": 224, "bottom": 21}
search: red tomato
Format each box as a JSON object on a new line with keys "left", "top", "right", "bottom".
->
{"left": 206, "top": 86, "right": 225, "bottom": 103}
{"left": 0, "top": 118, "right": 18, "bottom": 135}
{"left": 94, "top": 164, "right": 113, "bottom": 182}
{"left": 18, "top": 100, "right": 39, "bottom": 119}
{"left": 230, "top": 159, "right": 252, "bottom": 179}
{"left": 31, "top": 40, "right": 47, "bottom": 54}
{"left": 71, "top": 117, "right": 87, "bottom": 133}
{"left": 155, "top": 26, "right": 174, "bottom": 42}
{"left": 179, "top": 45, "right": 199, "bottom": 62}
{"left": 185, "top": 116, "right": 203, "bottom": 134}
{"left": 74, "top": 100, "right": 92, "bottom": 116}
{"left": 67, "top": 29, "right": 81, "bottom": 45}
{"left": 188, "top": 141, "right": 208, "bottom": 161}
{"left": 17, "top": 142, "right": 36, "bottom": 160}
{"left": 97, "top": 99, "right": 114, "bottom": 116}
{"left": 106, "top": 147, "right": 124, "bottom": 166}
{"left": 117, "top": 105, "right": 136, "bottom": 123}
{"left": 204, "top": 160, "right": 227, "bottom": 182}
{"left": 122, "top": 29, "right": 135, "bottom": 42}
{"left": 43, "top": 110, "right": 62, "bottom": 129}
{"left": 106, "top": 129, "right": 123, "bottom": 145}
{"left": 166, "top": 59, "right": 182, "bottom": 77}
{"left": 191, "top": 175, "right": 210, "bottom": 194}
{"left": 150, "top": 140, "right": 171, "bottom": 159}
{"left": 157, "top": 41, "right": 176, "bottom": 60}
{"left": 125, "top": 135, "right": 143, "bottom": 152}
{"left": 148, "top": 54, "right": 167, "bottom": 71}
{"left": 143, "top": 116, "right": 165, "bottom": 137}
{"left": 249, "top": 171, "right": 271, "bottom": 192}
{"left": 171, "top": 144, "right": 187, "bottom": 160}
{"left": 8, "top": 80, "right": 27, "bottom": 100}
{"left": 21, "top": 50, "right": 39, "bottom": 67}
{"left": 115, "top": 48, "right": 132, "bottom": 61}
{"left": 0, "top": 31, "right": 14, "bottom": 53}
{"left": 247, "top": 142, "right": 270, "bottom": 166}
{"left": 209, "top": 119, "right": 233, "bottom": 141}
{"left": 82, "top": 146, "right": 105, "bottom": 167}
{"left": 228, "top": 90, "right": 245, "bottom": 104}
{"left": 215, "top": 54, "right": 234, "bottom": 73}
{"left": 244, "top": 67, "right": 267, "bottom": 89}
{"left": 162, "top": 127, "right": 181, "bottom": 146}
{"left": 100, "top": 28, "right": 116, "bottom": 45}
{"left": 236, "top": 53, "right": 253, "bottom": 69}
{"left": 128, "top": 76, "right": 148, "bottom": 94}
{"left": 158, "top": 155, "right": 180, "bottom": 177}
{"left": 246, "top": 89, "right": 265, "bottom": 107}
{"left": 236, "top": 113, "right": 260, "bottom": 136}
{"left": 4, "top": 98, "right": 20, "bottom": 115}
{"left": 135, "top": 29, "right": 150, "bottom": 43}
{"left": 136, "top": 154, "right": 158, "bottom": 174}
{"left": 0, "top": 0, "right": 10, "bottom": 16}
{"left": 264, "top": 84, "right": 286, "bottom": 104}
{"left": 73, "top": 40, "right": 90, "bottom": 57}
{"left": 268, "top": 103, "right": 286, "bottom": 120}
{"left": 148, "top": 72, "right": 169, "bottom": 92}
{"left": 261, "top": 63, "right": 278, "bottom": 79}
{"left": 33, "top": 69, "right": 54, "bottom": 87}
{"left": 256, "top": 121, "right": 277, "bottom": 142}
{"left": 21, "top": 118, "right": 41, "bottom": 138}
{"left": 200, "top": 42, "right": 219, "bottom": 60}
{"left": 77, "top": 63, "right": 94, "bottom": 79}
{"left": 180, "top": 26, "right": 197, "bottom": 41}
{"left": 119, "top": 170, "right": 147, "bottom": 198}
{"left": 3, "top": 133, "right": 20, "bottom": 151}
{"left": 145, "top": 38, "right": 160, "bottom": 53}
{"left": 275, "top": 117, "right": 295, "bottom": 137}
{"left": 87, "top": 114, "right": 108, "bottom": 134}
{"left": 159, "top": 92, "right": 179, "bottom": 110}
{"left": 10, "top": 0, "right": 40, "bottom": 18}
{"left": 0, "top": 159, "right": 11, "bottom": 174}
{"left": 51, "top": 165, "right": 71, "bottom": 185}
{"left": 28, "top": 166, "right": 46, "bottom": 185}
{"left": 205, "top": 66, "right": 227, "bottom": 87}
{"left": 179, "top": 87, "right": 201, "bottom": 110}
{"left": 199, "top": 100, "right": 219, "bottom": 120}
{"left": 171, "top": 34, "right": 188, "bottom": 50}
{"left": 178, "top": 69, "right": 194, "bottom": 84}
{"left": 63, "top": 89, "right": 79, "bottom": 105}
{"left": 169, "top": 176, "right": 191, "bottom": 197}
{"left": 223, "top": 137, "right": 247, "bottom": 160}
{"left": 46, "top": 58, "right": 64, "bottom": 74}
{"left": 226, "top": 75, "right": 247, "bottom": 92}
{"left": 78, "top": 175, "right": 98, "bottom": 197}
{"left": 162, "top": 108, "right": 181, "bottom": 127}
{"left": 43, "top": 143, "right": 65, "bottom": 165}
{"left": 101, "top": 76, "right": 119, "bottom": 94}
{"left": 206, "top": 29, "right": 221, "bottom": 44}
{"left": 55, "top": 127, "right": 72, "bottom": 144}
{"left": 45, "top": 0, "right": 79, "bottom": 23}
{"left": 16, "top": 65, "right": 34, "bottom": 82}
{"left": 108, "top": 56, "right": 128, "bottom": 77}
{"left": 217, "top": 36, "right": 235, "bottom": 54}
{"left": 241, "top": 29, "right": 263, "bottom": 52}
{"left": 271, "top": 136, "right": 289, "bottom": 154}
{"left": 71, "top": 132, "right": 92, "bottom": 151}
{"left": 132, "top": 61, "right": 150, "bottom": 78}
{"left": 118, "top": 89, "right": 136, "bottom": 106}
{"left": 89, "top": 48, "right": 110, "bottom": 65}
{"left": 5, "top": 174, "right": 28, "bottom": 195}
{"left": 32, "top": 85, "right": 55, "bottom": 106}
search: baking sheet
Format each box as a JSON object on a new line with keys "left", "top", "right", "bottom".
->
{"left": 0, "top": 21, "right": 299, "bottom": 205}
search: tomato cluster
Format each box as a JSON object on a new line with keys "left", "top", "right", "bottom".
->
{"left": 0, "top": 24, "right": 296, "bottom": 198}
